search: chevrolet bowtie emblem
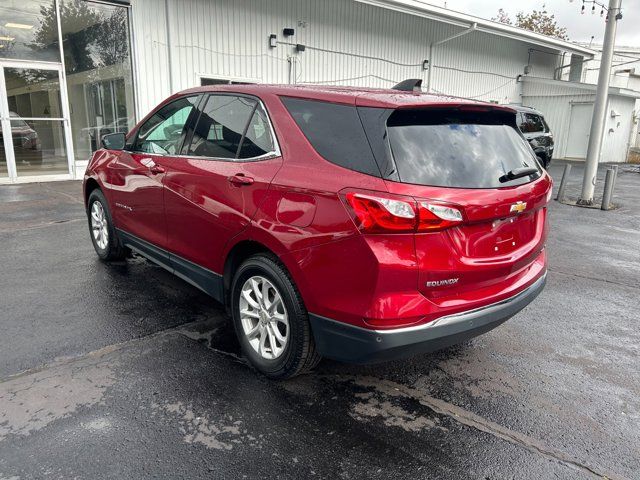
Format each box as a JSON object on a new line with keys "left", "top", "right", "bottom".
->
{"left": 510, "top": 201, "right": 527, "bottom": 213}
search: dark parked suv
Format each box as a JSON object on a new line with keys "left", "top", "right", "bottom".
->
{"left": 84, "top": 82, "right": 551, "bottom": 379}
{"left": 512, "top": 105, "right": 554, "bottom": 169}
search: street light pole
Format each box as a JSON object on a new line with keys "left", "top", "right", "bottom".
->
{"left": 578, "top": 0, "right": 623, "bottom": 205}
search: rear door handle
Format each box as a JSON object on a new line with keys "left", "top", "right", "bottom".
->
{"left": 228, "top": 174, "right": 254, "bottom": 186}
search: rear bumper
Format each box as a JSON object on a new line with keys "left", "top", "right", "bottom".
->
{"left": 309, "top": 272, "right": 546, "bottom": 364}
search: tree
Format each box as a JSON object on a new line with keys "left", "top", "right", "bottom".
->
{"left": 92, "top": 8, "right": 130, "bottom": 67}
{"left": 491, "top": 8, "right": 512, "bottom": 25}
{"left": 32, "top": 0, "right": 129, "bottom": 74}
{"left": 492, "top": 8, "right": 569, "bottom": 40}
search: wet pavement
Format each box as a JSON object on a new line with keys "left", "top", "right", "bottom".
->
{"left": 1, "top": 163, "right": 639, "bottom": 479}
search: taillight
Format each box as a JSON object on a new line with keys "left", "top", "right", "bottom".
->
{"left": 342, "top": 191, "right": 463, "bottom": 234}
{"left": 417, "top": 202, "right": 464, "bottom": 232}
{"left": 344, "top": 192, "right": 416, "bottom": 233}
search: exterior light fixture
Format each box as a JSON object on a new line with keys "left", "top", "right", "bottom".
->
{"left": 269, "top": 34, "right": 277, "bottom": 48}
{"left": 422, "top": 60, "right": 429, "bottom": 70}
{"left": 5, "top": 22, "right": 33, "bottom": 29}
{"left": 296, "top": 44, "right": 305, "bottom": 52}
{"left": 283, "top": 28, "right": 295, "bottom": 37}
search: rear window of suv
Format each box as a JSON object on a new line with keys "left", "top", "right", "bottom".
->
{"left": 387, "top": 109, "right": 541, "bottom": 189}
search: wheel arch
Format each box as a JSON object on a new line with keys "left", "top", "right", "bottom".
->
{"left": 84, "top": 177, "right": 101, "bottom": 208}
{"left": 222, "top": 234, "right": 308, "bottom": 314}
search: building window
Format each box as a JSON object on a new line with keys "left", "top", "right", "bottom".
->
{"left": 0, "top": 0, "right": 61, "bottom": 62}
{"left": 199, "top": 76, "right": 255, "bottom": 86}
{"left": 569, "top": 54, "right": 584, "bottom": 83}
{"left": 61, "top": 0, "right": 135, "bottom": 161}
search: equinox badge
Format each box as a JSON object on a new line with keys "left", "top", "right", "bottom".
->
{"left": 426, "top": 278, "right": 459, "bottom": 288}
{"left": 510, "top": 201, "right": 527, "bottom": 214}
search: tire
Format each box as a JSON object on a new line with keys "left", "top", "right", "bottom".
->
{"left": 537, "top": 155, "right": 549, "bottom": 170}
{"left": 230, "top": 253, "right": 321, "bottom": 379}
{"left": 87, "top": 189, "right": 129, "bottom": 261}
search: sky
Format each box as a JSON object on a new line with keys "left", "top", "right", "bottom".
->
{"left": 433, "top": 0, "right": 640, "bottom": 47}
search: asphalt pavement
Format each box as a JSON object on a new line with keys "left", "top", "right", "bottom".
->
{"left": 0, "top": 162, "right": 638, "bottom": 479}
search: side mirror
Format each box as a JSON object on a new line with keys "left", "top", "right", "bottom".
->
{"left": 101, "top": 132, "right": 126, "bottom": 150}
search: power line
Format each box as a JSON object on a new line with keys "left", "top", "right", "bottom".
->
{"left": 432, "top": 64, "right": 515, "bottom": 80}
{"left": 466, "top": 79, "right": 515, "bottom": 98}
{"left": 585, "top": 56, "right": 640, "bottom": 71}
{"left": 299, "top": 74, "right": 398, "bottom": 85}
{"left": 277, "top": 41, "right": 423, "bottom": 67}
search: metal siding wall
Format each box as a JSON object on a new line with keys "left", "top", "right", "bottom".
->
{"left": 522, "top": 79, "right": 594, "bottom": 160}
{"left": 602, "top": 95, "right": 635, "bottom": 162}
{"left": 131, "top": 0, "right": 561, "bottom": 117}
{"left": 523, "top": 79, "right": 635, "bottom": 163}
{"left": 583, "top": 50, "right": 640, "bottom": 87}
{"left": 131, "top": 0, "right": 172, "bottom": 118}
{"left": 521, "top": 95, "right": 594, "bottom": 159}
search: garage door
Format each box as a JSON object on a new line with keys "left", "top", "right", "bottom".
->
{"left": 565, "top": 103, "right": 593, "bottom": 159}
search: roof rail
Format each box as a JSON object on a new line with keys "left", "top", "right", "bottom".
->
{"left": 392, "top": 79, "right": 422, "bottom": 92}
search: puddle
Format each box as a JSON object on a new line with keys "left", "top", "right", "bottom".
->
{"left": 177, "top": 318, "right": 243, "bottom": 360}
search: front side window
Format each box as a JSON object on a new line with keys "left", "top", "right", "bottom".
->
{"left": 387, "top": 109, "right": 541, "bottom": 189}
{"left": 188, "top": 95, "right": 257, "bottom": 159}
{"left": 133, "top": 96, "right": 198, "bottom": 154}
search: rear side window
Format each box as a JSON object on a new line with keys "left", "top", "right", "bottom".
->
{"left": 188, "top": 95, "right": 256, "bottom": 159}
{"left": 238, "top": 104, "right": 275, "bottom": 159}
{"left": 519, "top": 113, "right": 547, "bottom": 133}
{"left": 387, "top": 109, "right": 540, "bottom": 189}
{"left": 281, "top": 97, "right": 380, "bottom": 177}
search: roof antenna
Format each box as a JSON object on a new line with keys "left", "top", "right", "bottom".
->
{"left": 392, "top": 79, "right": 422, "bottom": 93}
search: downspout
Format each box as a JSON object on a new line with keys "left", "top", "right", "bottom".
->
{"left": 427, "top": 22, "right": 477, "bottom": 93}
{"left": 165, "top": 0, "right": 174, "bottom": 93}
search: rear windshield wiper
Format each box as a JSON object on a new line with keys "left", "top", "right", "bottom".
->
{"left": 499, "top": 167, "right": 539, "bottom": 183}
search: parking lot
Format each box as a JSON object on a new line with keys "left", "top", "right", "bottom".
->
{"left": 0, "top": 161, "right": 638, "bottom": 479}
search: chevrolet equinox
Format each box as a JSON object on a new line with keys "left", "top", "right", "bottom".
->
{"left": 84, "top": 81, "right": 550, "bottom": 379}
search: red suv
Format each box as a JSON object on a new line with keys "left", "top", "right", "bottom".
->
{"left": 84, "top": 82, "right": 550, "bottom": 379}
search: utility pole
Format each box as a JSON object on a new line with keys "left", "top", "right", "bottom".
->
{"left": 578, "top": 0, "right": 623, "bottom": 205}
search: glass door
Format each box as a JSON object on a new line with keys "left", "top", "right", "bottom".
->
{"left": 0, "top": 60, "right": 73, "bottom": 181}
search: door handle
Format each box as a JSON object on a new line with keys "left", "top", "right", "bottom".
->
{"left": 228, "top": 174, "right": 254, "bottom": 186}
{"left": 140, "top": 157, "right": 165, "bottom": 174}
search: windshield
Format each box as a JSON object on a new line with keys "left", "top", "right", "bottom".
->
{"left": 387, "top": 109, "right": 541, "bottom": 189}
{"left": 9, "top": 112, "right": 29, "bottom": 128}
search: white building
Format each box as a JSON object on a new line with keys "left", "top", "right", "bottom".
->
{"left": 0, "top": 0, "right": 636, "bottom": 185}
{"left": 578, "top": 44, "right": 640, "bottom": 149}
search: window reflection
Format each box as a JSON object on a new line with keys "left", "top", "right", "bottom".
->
{"left": 61, "top": 1, "right": 135, "bottom": 160}
{"left": 5, "top": 68, "right": 62, "bottom": 119}
{"left": 11, "top": 119, "right": 68, "bottom": 176}
{"left": 188, "top": 96, "right": 256, "bottom": 159}
{"left": 2, "top": 67, "right": 67, "bottom": 176}
{"left": 0, "top": 0, "right": 60, "bottom": 62}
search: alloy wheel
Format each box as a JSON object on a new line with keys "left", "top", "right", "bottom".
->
{"left": 239, "top": 275, "right": 289, "bottom": 360}
{"left": 90, "top": 201, "right": 109, "bottom": 250}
